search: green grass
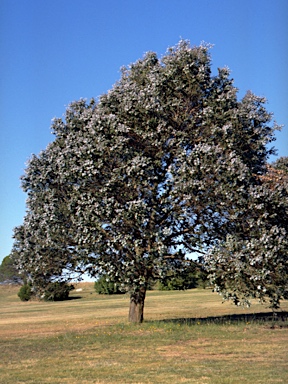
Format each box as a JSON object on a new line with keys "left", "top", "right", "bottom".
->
{"left": 0, "top": 284, "right": 287, "bottom": 383}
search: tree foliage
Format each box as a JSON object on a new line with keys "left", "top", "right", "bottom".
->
{"left": 0, "top": 255, "right": 22, "bottom": 283}
{"left": 204, "top": 159, "right": 288, "bottom": 309}
{"left": 17, "top": 281, "right": 74, "bottom": 301}
{"left": 18, "top": 283, "right": 32, "bottom": 301}
{"left": 94, "top": 275, "right": 124, "bottom": 295}
{"left": 12, "top": 41, "right": 284, "bottom": 321}
{"left": 156, "top": 269, "right": 197, "bottom": 291}
{"left": 271, "top": 156, "right": 288, "bottom": 174}
{"left": 42, "top": 281, "right": 74, "bottom": 301}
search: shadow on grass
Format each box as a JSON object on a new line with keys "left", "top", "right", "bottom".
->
{"left": 157, "top": 311, "right": 288, "bottom": 327}
{"left": 65, "top": 296, "right": 82, "bottom": 301}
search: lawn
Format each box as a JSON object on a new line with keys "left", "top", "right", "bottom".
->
{"left": 0, "top": 283, "right": 287, "bottom": 383}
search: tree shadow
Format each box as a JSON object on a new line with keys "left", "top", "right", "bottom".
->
{"left": 156, "top": 311, "right": 288, "bottom": 327}
{"left": 65, "top": 295, "right": 82, "bottom": 301}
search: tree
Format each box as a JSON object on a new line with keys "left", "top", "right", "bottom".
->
{"left": 204, "top": 160, "right": 288, "bottom": 309}
{"left": 94, "top": 274, "right": 124, "bottom": 294}
{"left": 0, "top": 255, "right": 22, "bottom": 284}
{"left": 12, "top": 223, "right": 80, "bottom": 296}
{"left": 156, "top": 260, "right": 199, "bottom": 291}
{"left": 12, "top": 40, "right": 281, "bottom": 322}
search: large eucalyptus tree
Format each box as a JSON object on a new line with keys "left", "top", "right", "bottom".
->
{"left": 12, "top": 41, "right": 282, "bottom": 322}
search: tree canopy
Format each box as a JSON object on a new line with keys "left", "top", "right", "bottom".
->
{"left": 0, "top": 255, "right": 22, "bottom": 283}
{"left": 12, "top": 41, "right": 285, "bottom": 322}
{"left": 204, "top": 159, "right": 288, "bottom": 309}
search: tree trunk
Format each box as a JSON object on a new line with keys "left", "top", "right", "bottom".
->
{"left": 128, "top": 286, "right": 147, "bottom": 323}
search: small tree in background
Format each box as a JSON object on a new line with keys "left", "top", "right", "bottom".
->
{"left": 94, "top": 275, "right": 124, "bottom": 294}
{"left": 0, "top": 255, "right": 22, "bottom": 284}
{"left": 156, "top": 260, "right": 202, "bottom": 290}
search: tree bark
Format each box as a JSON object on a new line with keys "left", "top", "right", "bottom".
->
{"left": 128, "top": 286, "right": 147, "bottom": 323}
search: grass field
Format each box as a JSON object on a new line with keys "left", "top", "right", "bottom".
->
{"left": 0, "top": 283, "right": 287, "bottom": 384}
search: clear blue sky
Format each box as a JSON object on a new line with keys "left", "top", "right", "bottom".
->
{"left": 0, "top": 0, "right": 287, "bottom": 263}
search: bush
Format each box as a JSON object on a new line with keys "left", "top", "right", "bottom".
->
{"left": 155, "top": 262, "right": 208, "bottom": 291}
{"left": 156, "top": 273, "right": 198, "bottom": 291}
{"left": 43, "top": 281, "right": 74, "bottom": 301}
{"left": 18, "top": 284, "right": 32, "bottom": 301}
{"left": 94, "top": 275, "right": 124, "bottom": 294}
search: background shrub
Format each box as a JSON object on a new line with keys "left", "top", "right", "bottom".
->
{"left": 155, "top": 262, "right": 208, "bottom": 291}
{"left": 43, "top": 282, "right": 74, "bottom": 301}
{"left": 156, "top": 273, "right": 198, "bottom": 291}
{"left": 94, "top": 275, "right": 124, "bottom": 294}
{"left": 17, "top": 284, "right": 32, "bottom": 301}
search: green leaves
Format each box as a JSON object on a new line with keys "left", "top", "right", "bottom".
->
{"left": 12, "top": 40, "right": 285, "bottom": 312}
{"left": 205, "top": 172, "right": 288, "bottom": 309}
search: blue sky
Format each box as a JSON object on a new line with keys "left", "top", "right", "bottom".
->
{"left": 0, "top": 0, "right": 287, "bottom": 263}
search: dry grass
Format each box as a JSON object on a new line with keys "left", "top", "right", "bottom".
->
{"left": 0, "top": 283, "right": 287, "bottom": 383}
